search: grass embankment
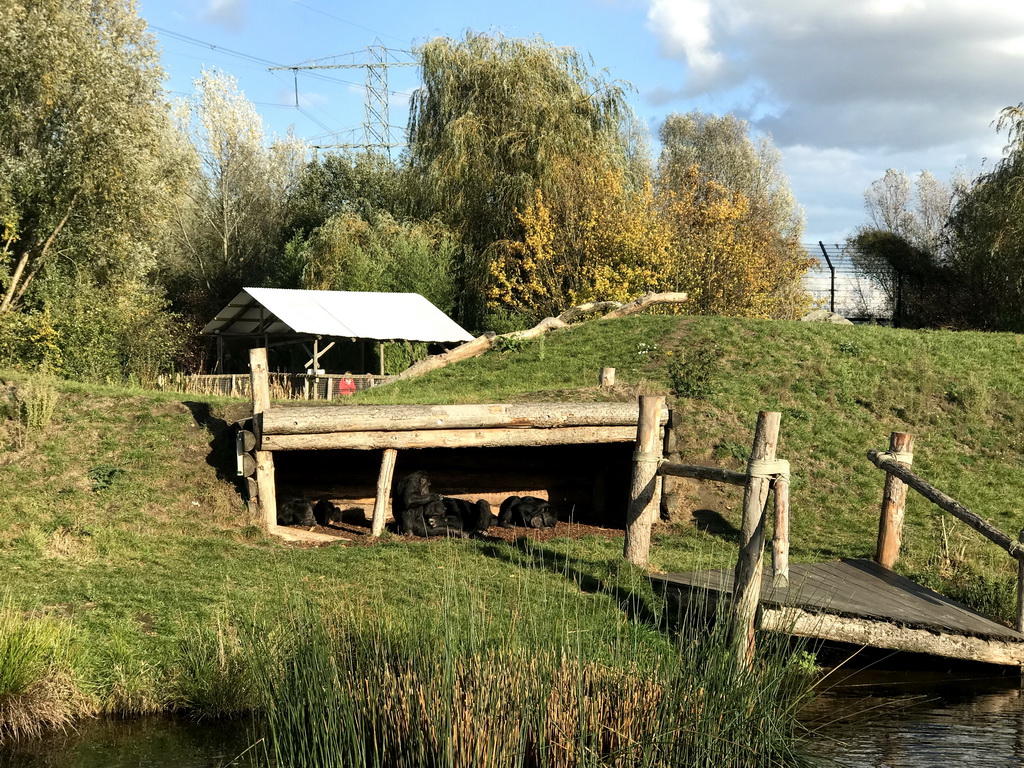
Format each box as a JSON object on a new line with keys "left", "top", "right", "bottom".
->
{"left": 1, "top": 315, "right": 1022, "bottom": 760}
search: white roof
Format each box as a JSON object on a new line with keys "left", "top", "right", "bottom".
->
{"left": 201, "top": 288, "right": 474, "bottom": 343}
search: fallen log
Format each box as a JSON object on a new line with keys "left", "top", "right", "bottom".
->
{"left": 601, "top": 291, "right": 689, "bottom": 320}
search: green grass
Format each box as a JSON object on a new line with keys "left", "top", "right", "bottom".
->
{"left": 2, "top": 314, "right": 1024, "bottom": 753}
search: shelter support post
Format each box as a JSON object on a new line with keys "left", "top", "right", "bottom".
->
{"left": 624, "top": 395, "right": 665, "bottom": 568}
{"left": 372, "top": 449, "right": 398, "bottom": 537}
{"left": 1017, "top": 528, "right": 1024, "bottom": 633}
{"left": 875, "top": 432, "right": 915, "bottom": 569}
{"left": 249, "top": 348, "right": 277, "bottom": 530}
{"left": 731, "top": 411, "right": 781, "bottom": 668}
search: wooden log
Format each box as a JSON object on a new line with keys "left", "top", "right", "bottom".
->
{"left": 371, "top": 449, "right": 398, "bottom": 538}
{"left": 249, "top": 348, "right": 277, "bottom": 530}
{"left": 502, "top": 316, "right": 567, "bottom": 341}
{"left": 238, "top": 453, "right": 257, "bottom": 478}
{"left": 263, "top": 402, "right": 667, "bottom": 435}
{"left": 600, "top": 291, "right": 689, "bottom": 320}
{"left": 874, "top": 432, "right": 915, "bottom": 569}
{"left": 262, "top": 425, "right": 640, "bottom": 451}
{"left": 658, "top": 462, "right": 747, "bottom": 486}
{"left": 731, "top": 411, "right": 781, "bottom": 667}
{"left": 624, "top": 396, "right": 665, "bottom": 568}
{"left": 1016, "top": 528, "right": 1024, "bottom": 633}
{"left": 599, "top": 367, "right": 616, "bottom": 387}
{"left": 237, "top": 429, "right": 256, "bottom": 452}
{"left": 393, "top": 333, "right": 497, "bottom": 381}
{"left": 255, "top": 449, "right": 277, "bottom": 530}
{"left": 761, "top": 606, "right": 1024, "bottom": 667}
{"left": 558, "top": 301, "right": 623, "bottom": 324}
{"left": 867, "top": 449, "right": 1024, "bottom": 560}
{"left": 772, "top": 476, "right": 790, "bottom": 587}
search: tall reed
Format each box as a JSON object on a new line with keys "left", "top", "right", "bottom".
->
{"left": 0, "top": 604, "right": 88, "bottom": 742}
{"left": 244, "top": 546, "right": 814, "bottom": 767}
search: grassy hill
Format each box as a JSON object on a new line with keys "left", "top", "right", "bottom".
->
{"left": 3, "top": 313, "right": 1024, "bottom": 747}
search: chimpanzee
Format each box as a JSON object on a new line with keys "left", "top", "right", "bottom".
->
{"left": 498, "top": 495, "right": 558, "bottom": 529}
{"left": 392, "top": 471, "right": 465, "bottom": 537}
{"left": 313, "top": 498, "right": 344, "bottom": 526}
{"left": 277, "top": 496, "right": 316, "bottom": 527}
{"left": 443, "top": 497, "right": 494, "bottom": 536}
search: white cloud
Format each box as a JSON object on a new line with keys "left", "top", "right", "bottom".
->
{"left": 204, "top": 0, "right": 247, "bottom": 31}
{"left": 645, "top": 0, "right": 1024, "bottom": 239}
{"left": 645, "top": 0, "right": 1024, "bottom": 151}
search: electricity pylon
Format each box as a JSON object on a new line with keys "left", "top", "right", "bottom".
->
{"left": 270, "top": 44, "right": 415, "bottom": 154}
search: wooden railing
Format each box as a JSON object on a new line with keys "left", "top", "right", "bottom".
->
{"left": 867, "top": 432, "right": 1024, "bottom": 631}
{"left": 154, "top": 372, "right": 393, "bottom": 400}
{"left": 623, "top": 398, "right": 792, "bottom": 666}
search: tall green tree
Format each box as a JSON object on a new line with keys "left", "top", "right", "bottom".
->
{"left": 945, "top": 104, "right": 1024, "bottom": 330}
{"left": 407, "top": 32, "right": 633, "bottom": 325}
{"left": 167, "top": 69, "right": 306, "bottom": 320}
{"left": 0, "top": 0, "right": 177, "bottom": 313}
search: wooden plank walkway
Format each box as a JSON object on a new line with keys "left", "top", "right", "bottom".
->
{"left": 651, "top": 559, "right": 1024, "bottom": 666}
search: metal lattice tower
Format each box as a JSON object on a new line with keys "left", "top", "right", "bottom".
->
{"left": 270, "top": 44, "right": 415, "bottom": 154}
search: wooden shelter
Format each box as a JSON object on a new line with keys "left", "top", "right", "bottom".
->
{"left": 202, "top": 288, "right": 473, "bottom": 375}
{"left": 241, "top": 348, "right": 668, "bottom": 541}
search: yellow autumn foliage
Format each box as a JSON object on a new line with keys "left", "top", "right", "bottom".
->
{"left": 488, "top": 166, "right": 673, "bottom": 319}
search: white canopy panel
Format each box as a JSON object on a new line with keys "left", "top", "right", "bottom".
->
{"left": 201, "top": 288, "right": 474, "bottom": 343}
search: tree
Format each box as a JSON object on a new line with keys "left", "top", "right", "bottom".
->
{"left": 656, "top": 113, "right": 811, "bottom": 318}
{"left": 862, "top": 169, "right": 957, "bottom": 255}
{"left": 407, "top": 32, "right": 633, "bottom": 325}
{"left": 167, "top": 69, "right": 306, "bottom": 319}
{"left": 0, "top": 0, "right": 177, "bottom": 313}
{"left": 658, "top": 112, "right": 804, "bottom": 244}
{"left": 298, "top": 212, "right": 458, "bottom": 315}
{"left": 944, "top": 104, "right": 1024, "bottom": 330}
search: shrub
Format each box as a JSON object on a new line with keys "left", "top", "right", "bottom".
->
{"left": 668, "top": 342, "right": 723, "bottom": 399}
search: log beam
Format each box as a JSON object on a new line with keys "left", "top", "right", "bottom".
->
{"left": 600, "top": 291, "right": 689, "bottom": 320}
{"left": 261, "top": 425, "right": 640, "bottom": 451}
{"left": 262, "top": 402, "right": 668, "bottom": 436}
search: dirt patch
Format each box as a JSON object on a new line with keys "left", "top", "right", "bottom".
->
{"left": 276, "top": 517, "right": 624, "bottom": 547}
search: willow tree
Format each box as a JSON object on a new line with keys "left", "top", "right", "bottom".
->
{"left": 407, "top": 32, "right": 633, "bottom": 325}
{"left": 946, "top": 103, "right": 1024, "bottom": 330}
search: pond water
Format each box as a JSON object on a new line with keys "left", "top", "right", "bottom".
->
{"left": 3, "top": 673, "right": 1024, "bottom": 768}
{"left": 803, "top": 668, "right": 1024, "bottom": 767}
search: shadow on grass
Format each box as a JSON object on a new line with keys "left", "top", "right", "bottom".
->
{"left": 182, "top": 401, "right": 237, "bottom": 484}
{"left": 477, "top": 537, "right": 663, "bottom": 629}
{"left": 691, "top": 508, "right": 741, "bottom": 542}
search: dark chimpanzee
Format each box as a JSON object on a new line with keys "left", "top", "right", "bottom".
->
{"left": 392, "top": 471, "right": 465, "bottom": 537}
{"left": 442, "top": 497, "right": 494, "bottom": 536}
{"left": 313, "top": 498, "right": 344, "bottom": 527}
{"left": 277, "top": 496, "right": 316, "bottom": 527}
{"left": 498, "top": 495, "right": 558, "bottom": 529}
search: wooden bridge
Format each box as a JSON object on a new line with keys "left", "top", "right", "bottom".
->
{"left": 651, "top": 558, "right": 1024, "bottom": 667}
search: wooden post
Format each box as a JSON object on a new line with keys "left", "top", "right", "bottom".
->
{"left": 1016, "top": 528, "right": 1024, "bottom": 633}
{"left": 624, "top": 395, "right": 665, "bottom": 567}
{"left": 599, "top": 367, "right": 616, "bottom": 387}
{"left": 875, "top": 432, "right": 915, "bottom": 569}
{"left": 326, "top": 377, "right": 334, "bottom": 401}
{"left": 731, "top": 411, "right": 781, "bottom": 667}
{"left": 371, "top": 448, "right": 398, "bottom": 537}
{"left": 249, "top": 348, "right": 277, "bottom": 530}
{"left": 379, "top": 342, "right": 386, "bottom": 376}
{"left": 772, "top": 474, "right": 790, "bottom": 587}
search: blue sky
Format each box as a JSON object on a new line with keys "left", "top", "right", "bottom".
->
{"left": 140, "top": 0, "right": 1024, "bottom": 244}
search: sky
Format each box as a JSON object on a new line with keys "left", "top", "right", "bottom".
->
{"left": 139, "top": 0, "right": 1024, "bottom": 244}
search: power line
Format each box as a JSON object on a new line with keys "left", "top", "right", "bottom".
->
{"left": 287, "top": 0, "right": 410, "bottom": 45}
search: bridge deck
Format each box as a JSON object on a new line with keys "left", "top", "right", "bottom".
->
{"left": 651, "top": 558, "right": 1024, "bottom": 665}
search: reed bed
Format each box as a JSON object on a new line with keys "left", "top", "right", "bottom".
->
{"left": 0, "top": 605, "right": 89, "bottom": 742}
{"left": 239, "top": 549, "right": 814, "bottom": 768}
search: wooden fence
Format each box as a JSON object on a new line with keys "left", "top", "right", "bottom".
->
{"left": 867, "top": 433, "right": 1024, "bottom": 631}
{"left": 154, "top": 372, "right": 393, "bottom": 400}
